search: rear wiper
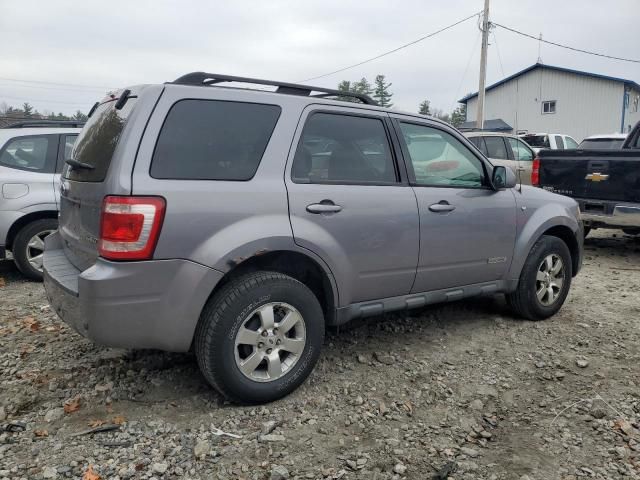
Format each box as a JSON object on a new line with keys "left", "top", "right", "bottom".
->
{"left": 65, "top": 159, "right": 95, "bottom": 170}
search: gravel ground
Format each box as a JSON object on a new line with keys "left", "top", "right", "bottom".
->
{"left": 1, "top": 230, "right": 639, "bottom": 480}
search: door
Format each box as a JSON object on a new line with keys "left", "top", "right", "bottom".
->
{"left": 54, "top": 134, "right": 78, "bottom": 207}
{"left": 286, "top": 107, "right": 419, "bottom": 305}
{"left": 392, "top": 119, "right": 516, "bottom": 293}
{"left": 506, "top": 136, "right": 534, "bottom": 185}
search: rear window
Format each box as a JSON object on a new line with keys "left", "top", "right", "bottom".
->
{"left": 522, "top": 135, "right": 550, "bottom": 148}
{"left": 578, "top": 139, "right": 625, "bottom": 149}
{"left": 150, "top": 99, "right": 281, "bottom": 180}
{"left": 64, "top": 98, "right": 137, "bottom": 182}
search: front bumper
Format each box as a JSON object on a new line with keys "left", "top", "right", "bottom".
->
{"left": 43, "top": 232, "right": 224, "bottom": 352}
{"left": 577, "top": 199, "right": 640, "bottom": 229}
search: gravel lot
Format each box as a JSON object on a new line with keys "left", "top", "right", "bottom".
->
{"left": 1, "top": 230, "right": 639, "bottom": 480}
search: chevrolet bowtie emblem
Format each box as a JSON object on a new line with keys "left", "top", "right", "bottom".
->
{"left": 585, "top": 172, "right": 609, "bottom": 182}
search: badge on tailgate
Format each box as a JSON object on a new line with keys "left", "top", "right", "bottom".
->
{"left": 585, "top": 172, "right": 609, "bottom": 182}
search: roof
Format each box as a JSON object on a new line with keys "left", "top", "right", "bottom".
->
{"left": 463, "top": 131, "right": 520, "bottom": 139}
{"left": 582, "top": 133, "right": 628, "bottom": 140}
{"left": 0, "top": 127, "right": 82, "bottom": 141}
{"left": 459, "top": 63, "right": 640, "bottom": 103}
{"left": 458, "top": 118, "right": 512, "bottom": 131}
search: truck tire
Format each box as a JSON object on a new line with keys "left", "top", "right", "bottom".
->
{"left": 195, "top": 271, "right": 324, "bottom": 404}
{"left": 12, "top": 218, "right": 58, "bottom": 281}
{"left": 507, "top": 235, "right": 572, "bottom": 321}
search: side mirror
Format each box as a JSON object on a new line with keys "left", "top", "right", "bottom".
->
{"left": 492, "top": 165, "right": 517, "bottom": 189}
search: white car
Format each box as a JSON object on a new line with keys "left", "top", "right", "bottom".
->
{"left": 578, "top": 133, "right": 627, "bottom": 150}
{"left": 519, "top": 133, "right": 579, "bottom": 153}
{"left": 0, "top": 121, "right": 81, "bottom": 279}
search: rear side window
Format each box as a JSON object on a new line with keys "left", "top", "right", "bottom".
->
{"left": 0, "top": 135, "right": 56, "bottom": 173}
{"left": 292, "top": 112, "right": 397, "bottom": 184}
{"left": 151, "top": 100, "right": 281, "bottom": 180}
{"left": 467, "top": 136, "right": 488, "bottom": 155}
{"left": 65, "top": 98, "right": 137, "bottom": 182}
{"left": 555, "top": 135, "right": 565, "bottom": 149}
{"left": 523, "top": 135, "right": 550, "bottom": 148}
{"left": 484, "top": 136, "right": 509, "bottom": 159}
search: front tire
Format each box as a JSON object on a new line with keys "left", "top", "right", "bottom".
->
{"left": 507, "top": 235, "right": 572, "bottom": 320}
{"left": 13, "top": 218, "right": 58, "bottom": 281}
{"left": 195, "top": 271, "right": 324, "bottom": 404}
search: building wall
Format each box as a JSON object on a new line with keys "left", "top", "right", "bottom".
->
{"left": 465, "top": 67, "right": 626, "bottom": 142}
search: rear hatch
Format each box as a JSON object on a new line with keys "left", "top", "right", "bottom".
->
{"left": 538, "top": 149, "right": 640, "bottom": 204}
{"left": 58, "top": 90, "right": 141, "bottom": 271}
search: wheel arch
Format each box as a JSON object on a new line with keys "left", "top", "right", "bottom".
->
{"left": 541, "top": 225, "right": 581, "bottom": 277}
{"left": 6, "top": 210, "right": 58, "bottom": 251}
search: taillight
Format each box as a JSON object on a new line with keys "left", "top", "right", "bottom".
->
{"left": 99, "top": 196, "right": 166, "bottom": 260}
{"left": 531, "top": 157, "right": 540, "bottom": 186}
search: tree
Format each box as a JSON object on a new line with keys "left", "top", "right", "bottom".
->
{"left": 73, "top": 110, "right": 88, "bottom": 121}
{"left": 352, "top": 77, "right": 372, "bottom": 96}
{"left": 431, "top": 108, "right": 450, "bottom": 123}
{"left": 373, "top": 75, "right": 393, "bottom": 108}
{"left": 22, "top": 102, "right": 33, "bottom": 117}
{"left": 450, "top": 103, "right": 467, "bottom": 128}
{"left": 418, "top": 100, "right": 431, "bottom": 116}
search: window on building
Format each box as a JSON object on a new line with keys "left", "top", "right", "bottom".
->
{"left": 631, "top": 95, "right": 639, "bottom": 113}
{"left": 542, "top": 100, "right": 556, "bottom": 114}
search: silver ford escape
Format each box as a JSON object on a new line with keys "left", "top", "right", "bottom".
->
{"left": 43, "top": 72, "right": 583, "bottom": 404}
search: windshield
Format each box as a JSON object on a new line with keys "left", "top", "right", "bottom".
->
{"left": 64, "top": 97, "right": 137, "bottom": 182}
{"left": 578, "top": 138, "right": 625, "bottom": 149}
{"left": 521, "top": 135, "right": 550, "bottom": 148}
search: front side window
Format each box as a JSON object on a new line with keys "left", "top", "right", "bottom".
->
{"left": 151, "top": 100, "right": 281, "bottom": 180}
{"left": 483, "top": 136, "right": 509, "bottom": 159}
{"left": 0, "top": 135, "right": 54, "bottom": 172}
{"left": 542, "top": 100, "right": 556, "bottom": 114}
{"left": 292, "top": 113, "right": 397, "bottom": 184}
{"left": 507, "top": 137, "right": 533, "bottom": 161}
{"left": 399, "top": 123, "right": 484, "bottom": 188}
{"left": 565, "top": 136, "right": 578, "bottom": 149}
{"left": 555, "top": 135, "right": 565, "bottom": 150}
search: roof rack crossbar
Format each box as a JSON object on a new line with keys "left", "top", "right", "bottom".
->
{"left": 3, "top": 120, "right": 85, "bottom": 129}
{"left": 170, "top": 72, "right": 377, "bottom": 105}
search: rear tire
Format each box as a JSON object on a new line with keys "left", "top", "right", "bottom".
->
{"left": 195, "top": 271, "right": 324, "bottom": 404}
{"left": 507, "top": 235, "right": 572, "bottom": 321}
{"left": 12, "top": 218, "right": 58, "bottom": 281}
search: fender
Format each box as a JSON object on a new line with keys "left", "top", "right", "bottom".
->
{"left": 19, "top": 202, "right": 58, "bottom": 215}
{"left": 508, "top": 199, "right": 580, "bottom": 282}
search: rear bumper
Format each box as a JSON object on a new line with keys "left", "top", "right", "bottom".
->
{"left": 43, "top": 231, "right": 224, "bottom": 352}
{"left": 577, "top": 199, "right": 640, "bottom": 229}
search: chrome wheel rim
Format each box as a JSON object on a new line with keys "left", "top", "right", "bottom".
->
{"left": 26, "top": 229, "right": 54, "bottom": 272}
{"left": 234, "top": 302, "right": 306, "bottom": 382}
{"left": 535, "top": 254, "right": 565, "bottom": 306}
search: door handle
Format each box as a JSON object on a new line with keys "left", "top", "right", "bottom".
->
{"left": 429, "top": 202, "right": 456, "bottom": 213}
{"left": 307, "top": 202, "right": 343, "bottom": 214}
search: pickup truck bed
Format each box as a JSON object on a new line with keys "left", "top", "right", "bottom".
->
{"left": 537, "top": 149, "right": 640, "bottom": 231}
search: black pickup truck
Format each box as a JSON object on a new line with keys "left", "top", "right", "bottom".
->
{"left": 534, "top": 121, "right": 640, "bottom": 236}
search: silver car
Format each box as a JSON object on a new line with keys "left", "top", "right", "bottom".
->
{"left": 43, "top": 73, "right": 583, "bottom": 404}
{"left": 465, "top": 132, "right": 536, "bottom": 185}
{"left": 0, "top": 124, "right": 80, "bottom": 279}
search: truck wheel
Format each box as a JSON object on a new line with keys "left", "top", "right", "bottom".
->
{"left": 195, "top": 271, "right": 324, "bottom": 404}
{"left": 507, "top": 235, "right": 572, "bottom": 321}
{"left": 12, "top": 218, "right": 58, "bottom": 281}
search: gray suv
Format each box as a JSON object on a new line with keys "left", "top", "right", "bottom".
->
{"left": 43, "top": 73, "right": 583, "bottom": 404}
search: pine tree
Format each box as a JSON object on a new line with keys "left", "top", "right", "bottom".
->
{"left": 22, "top": 102, "right": 33, "bottom": 117}
{"left": 450, "top": 104, "right": 467, "bottom": 128}
{"left": 418, "top": 100, "right": 431, "bottom": 116}
{"left": 353, "top": 77, "right": 372, "bottom": 96}
{"left": 373, "top": 75, "right": 393, "bottom": 107}
{"left": 73, "top": 110, "right": 88, "bottom": 121}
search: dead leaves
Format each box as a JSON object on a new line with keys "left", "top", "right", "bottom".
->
{"left": 82, "top": 465, "right": 101, "bottom": 480}
{"left": 63, "top": 397, "right": 82, "bottom": 414}
{"left": 88, "top": 415, "right": 125, "bottom": 428}
{"left": 21, "top": 316, "right": 40, "bottom": 332}
{"left": 87, "top": 419, "right": 106, "bottom": 428}
{"left": 34, "top": 429, "right": 48, "bottom": 437}
{"left": 0, "top": 276, "right": 5, "bottom": 288}
{"left": 112, "top": 415, "right": 126, "bottom": 425}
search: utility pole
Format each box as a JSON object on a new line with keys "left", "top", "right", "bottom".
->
{"left": 476, "top": 0, "right": 490, "bottom": 130}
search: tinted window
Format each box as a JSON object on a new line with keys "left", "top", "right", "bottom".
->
{"left": 555, "top": 135, "right": 565, "bottom": 149}
{"left": 522, "top": 135, "right": 550, "bottom": 148}
{"left": 578, "top": 139, "right": 625, "bottom": 149}
{"left": 0, "top": 135, "right": 55, "bottom": 173}
{"left": 65, "top": 98, "right": 137, "bottom": 182}
{"left": 292, "top": 113, "right": 397, "bottom": 184}
{"left": 467, "top": 136, "right": 488, "bottom": 155}
{"left": 399, "top": 123, "right": 484, "bottom": 187}
{"left": 484, "top": 136, "right": 509, "bottom": 159}
{"left": 507, "top": 137, "right": 533, "bottom": 161}
{"left": 151, "top": 100, "right": 280, "bottom": 181}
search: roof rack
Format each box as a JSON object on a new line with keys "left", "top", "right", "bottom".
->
{"left": 4, "top": 120, "right": 85, "bottom": 129}
{"left": 170, "top": 72, "right": 377, "bottom": 105}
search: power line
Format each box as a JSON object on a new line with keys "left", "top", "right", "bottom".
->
{"left": 0, "top": 77, "right": 113, "bottom": 90}
{"left": 493, "top": 22, "right": 640, "bottom": 64}
{"left": 299, "top": 11, "right": 482, "bottom": 83}
{"left": 450, "top": 31, "right": 481, "bottom": 112}
{"left": 0, "top": 94, "right": 92, "bottom": 106}
{"left": 0, "top": 81, "right": 109, "bottom": 93}
{"left": 491, "top": 29, "right": 506, "bottom": 78}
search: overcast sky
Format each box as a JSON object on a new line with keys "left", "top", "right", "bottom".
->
{"left": 1, "top": 0, "right": 639, "bottom": 116}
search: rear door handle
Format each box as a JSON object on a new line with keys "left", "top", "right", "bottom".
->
{"left": 307, "top": 203, "right": 343, "bottom": 214}
{"left": 429, "top": 202, "right": 456, "bottom": 213}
